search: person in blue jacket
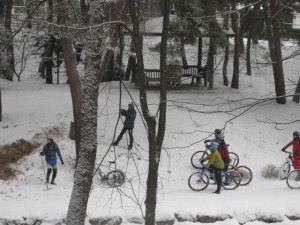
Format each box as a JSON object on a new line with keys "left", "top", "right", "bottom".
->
{"left": 113, "top": 102, "right": 137, "bottom": 150}
{"left": 40, "top": 136, "right": 64, "bottom": 184}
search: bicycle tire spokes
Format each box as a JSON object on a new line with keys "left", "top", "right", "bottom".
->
{"left": 106, "top": 170, "right": 126, "bottom": 187}
{"left": 286, "top": 170, "right": 300, "bottom": 189}
{"left": 188, "top": 172, "right": 209, "bottom": 191}
{"left": 191, "top": 151, "right": 208, "bottom": 169}
{"left": 221, "top": 170, "right": 241, "bottom": 190}
{"left": 236, "top": 166, "right": 253, "bottom": 186}
{"left": 229, "top": 152, "right": 239, "bottom": 168}
{"left": 279, "top": 161, "right": 290, "bottom": 180}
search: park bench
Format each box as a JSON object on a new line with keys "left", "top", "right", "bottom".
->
{"left": 136, "top": 65, "right": 208, "bottom": 88}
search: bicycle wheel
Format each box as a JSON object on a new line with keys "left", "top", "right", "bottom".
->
{"left": 279, "top": 162, "right": 290, "bottom": 180}
{"left": 106, "top": 169, "right": 126, "bottom": 187}
{"left": 286, "top": 169, "right": 300, "bottom": 189}
{"left": 235, "top": 166, "right": 252, "bottom": 185}
{"left": 191, "top": 151, "right": 208, "bottom": 169}
{"left": 229, "top": 152, "right": 239, "bottom": 168}
{"left": 188, "top": 172, "right": 209, "bottom": 191}
{"left": 221, "top": 170, "right": 241, "bottom": 190}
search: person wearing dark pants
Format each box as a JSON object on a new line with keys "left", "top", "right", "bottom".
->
{"left": 201, "top": 142, "right": 224, "bottom": 194}
{"left": 40, "top": 136, "right": 64, "bottom": 184}
{"left": 113, "top": 102, "right": 137, "bottom": 150}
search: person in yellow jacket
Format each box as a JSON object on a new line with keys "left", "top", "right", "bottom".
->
{"left": 201, "top": 142, "right": 224, "bottom": 194}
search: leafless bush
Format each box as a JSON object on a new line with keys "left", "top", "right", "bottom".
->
{"left": 261, "top": 164, "right": 280, "bottom": 179}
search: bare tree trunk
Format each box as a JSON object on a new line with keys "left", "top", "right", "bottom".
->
{"left": 57, "top": 0, "right": 82, "bottom": 166}
{"left": 65, "top": 0, "right": 103, "bottom": 222}
{"left": 65, "top": 1, "right": 120, "bottom": 223}
{"left": 128, "top": 1, "right": 169, "bottom": 225}
{"left": 231, "top": 0, "right": 240, "bottom": 89}
{"left": 47, "top": 0, "right": 53, "bottom": 22}
{"left": 207, "top": 37, "right": 216, "bottom": 90}
{"left": 246, "top": 36, "right": 252, "bottom": 75}
{"left": 264, "top": 0, "right": 286, "bottom": 104}
{"left": 4, "top": 0, "right": 14, "bottom": 81}
{"left": 293, "top": 76, "right": 300, "bottom": 104}
{"left": 180, "top": 37, "right": 187, "bottom": 66}
{"left": 197, "top": 37, "right": 202, "bottom": 67}
{"left": 0, "top": 89, "right": 2, "bottom": 121}
{"left": 222, "top": 8, "right": 229, "bottom": 86}
{"left": 45, "top": 34, "right": 55, "bottom": 84}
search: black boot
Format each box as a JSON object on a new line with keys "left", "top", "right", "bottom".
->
{"left": 112, "top": 141, "right": 119, "bottom": 146}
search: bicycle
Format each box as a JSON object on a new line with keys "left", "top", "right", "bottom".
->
{"left": 279, "top": 151, "right": 295, "bottom": 180}
{"left": 188, "top": 167, "right": 241, "bottom": 191}
{"left": 95, "top": 161, "right": 126, "bottom": 187}
{"left": 286, "top": 169, "right": 300, "bottom": 189}
{"left": 191, "top": 144, "right": 239, "bottom": 169}
{"left": 228, "top": 163, "right": 253, "bottom": 186}
{"left": 73, "top": 161, "right": 126, "bottom": 187}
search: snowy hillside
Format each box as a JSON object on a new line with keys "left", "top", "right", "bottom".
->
{"left": 1, "top": 37, "right": 300, "bottom": 225}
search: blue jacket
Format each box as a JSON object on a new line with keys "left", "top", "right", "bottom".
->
{"left": 41, "top": 143, "right": 63, "bottom": 163}
{"left": 121, "top": 108, "right": 136, "bottom": 129}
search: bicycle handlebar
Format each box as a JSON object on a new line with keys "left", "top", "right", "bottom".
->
{"left": 283, "top": 151, "right": 294, "bottom": 157}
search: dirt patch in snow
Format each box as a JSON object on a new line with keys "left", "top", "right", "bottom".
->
{"left": 0, "top": 139, "right": 41, "bottom": 180}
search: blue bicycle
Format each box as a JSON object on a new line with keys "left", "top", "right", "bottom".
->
{"left": 188, "top": 168, "right": 241, "bottom": 191}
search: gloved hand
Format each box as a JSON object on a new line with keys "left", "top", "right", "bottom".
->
{"left": 40, "top": 152, "right": 44, "bottom": 156}
{"left": 204, "top": 140, "right": 209, "bottom": 143}
{"left": 281, "top": 148, "right": 286, "bottom": 152}
{"left": 61, "top": 161, "right": 64, "bottom": 165}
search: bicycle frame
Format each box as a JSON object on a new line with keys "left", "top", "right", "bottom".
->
{"left": 283, "top": 152, "right": 295, "bottom": 169}
{"left": 279, "top": 152, "right": 295, "bottom": 180}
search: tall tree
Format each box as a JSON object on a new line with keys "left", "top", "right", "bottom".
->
{"left": 128, "top": 0, "right": 169, "bottom": 225}
{"left": 222, "top": 6, "right": 229, "bottom": 86}
{"left": 231, "top": 0, "right": 240, "bottom": 89}
{"left": 4, "top": 0, "right": 14, "bottom": 81}
{"left": 293, "top": 76, "right": 300, "bottom": 104}
{"left": 57, "top": 0, "right": 82, "bottom": 165}
{"left": 0, "top": 89, "right": 2, "bottom": 121}
{"left": 65, "top": 0, "right": 103, "bottom": 223}
{"left": 65, "top": 0, "right": 125, "bottom": 223}
{"left": 263, "top": 0, "right": 286, "bottom": 104}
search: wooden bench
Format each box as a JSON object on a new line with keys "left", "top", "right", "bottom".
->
{"left": 135, "top": 65, "right": 207, "bottom": 88}
{"left": 144, "top": 65, "right": 182, "bottom": 87}
{"left": 181, "top": 65, "right": 208, "bottom": 87}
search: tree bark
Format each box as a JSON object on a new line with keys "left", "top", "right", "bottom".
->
{"left": 293, "top": 76, "right": 300, "bottom": 104}
{"left": 246, "top": 36, "right": 252, "bottom": 75}
{"left": 180, "top": 37, "right": 187, "bottom": 66}
{"left": 222, "top": 7, "right": 229, "bottom": 86}
{"left": 264, "top": 0, "right": 286, "bottom": 104}
{"left": 4, "top": 0, "right": 14, "bottom": 81}
{"left": 45, "top": 34, "right": 55, "bottom": 84}
{"left": 0, "top": 89, "right": 2, "bottom": 121}
{"left": 65, "top": 0, "right": 102, "bottom": 222}
{"left": 231, "top": 0, "right": 240, "bottom": 89}
{"left": 65, "top": 1, "right": 120, "bottom": 223}
{"left": 197, "top": 37, "right": 202, "bottom": 67}
{"left": 128, "top": 1, "right": 169, "bottom": 225}
{"left": 207, "top": 37, "right": 216, "bottom": 90}
{"left": 57, "top": 0, "right": 82, "bottom": 166}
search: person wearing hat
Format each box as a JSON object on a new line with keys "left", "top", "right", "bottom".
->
{"left": 201, "top": 142, "right": 224, "bottom": 194}
{"left": 113, "top": 102, "right": 137, "bottom": 150}
{"left": 40, "top": 136, "right": 64, "bottom": 184}
{"left": 282, "top": 131, "right": 300, "bottom": 169}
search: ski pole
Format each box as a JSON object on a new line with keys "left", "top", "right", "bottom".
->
{"left": 40, "top": 155, "right": 51, "bottom": 191}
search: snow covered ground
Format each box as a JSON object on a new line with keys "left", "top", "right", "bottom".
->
{"left": 1, "top": 37, "right": 300, "bottom": 225}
